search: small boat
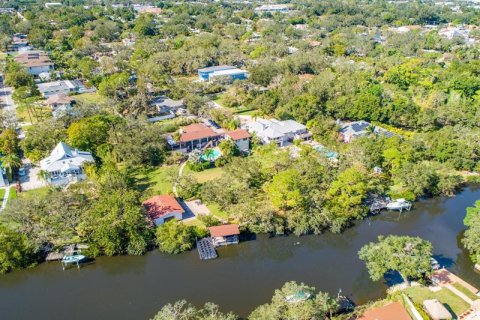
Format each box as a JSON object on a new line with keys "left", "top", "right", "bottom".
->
{"left": 386, "top": 199, "right": 412, "bottom": 211}
{"left": 61, "top": 253, "right": 86, "bottom": 270}
{"left": 431, "top": 258, "right": 441, "bottom": 270}
{"left": 285, "top": 291, "right": 312, "bottom": 303}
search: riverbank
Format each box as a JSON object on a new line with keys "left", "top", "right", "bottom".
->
{"left": 0, "top": 185, "right": 479, "bottom": 319}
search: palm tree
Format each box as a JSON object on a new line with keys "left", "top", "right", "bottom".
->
{"left": 37, "top": 169, "right": 51, "bottom": 186}
{"left": 1, "top": 154, "right": 21, "bottom": 182}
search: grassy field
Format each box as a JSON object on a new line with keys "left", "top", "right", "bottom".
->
{"left": 206, "top": 202, "right": 229, "bottom": 220}
{"left": 134, "top": 165, "right": 225, "bottom": 199}
{"left": 16, "top": 104, "right": 51, "bottom": 123}
{"left": 452, "top": 282, "right": 479, "bottom": 301}
{"left": 184, "top": 166, "right": 224, "bottom": 183}
{"left": 17, "top": 187, "right": 49, "bottom": 200}
{"left": 75, "top": 92, "right": 108, "bottom": 105}
{"left": 404, "top": 286, "right": 470, "bottom": 317}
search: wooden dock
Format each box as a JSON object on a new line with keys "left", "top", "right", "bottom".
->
{"left": 197, "top": 237, "right": 218, "bottom": 260}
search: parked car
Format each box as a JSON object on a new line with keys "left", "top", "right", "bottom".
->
{"left": 18, "top": 167, "right": 26, "bottom": 176}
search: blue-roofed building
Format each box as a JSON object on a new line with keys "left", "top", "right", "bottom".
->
{"left": 198, "top": 65, "right": 248, "bottom": 82}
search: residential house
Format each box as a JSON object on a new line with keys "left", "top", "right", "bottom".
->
{"left": 339, "top": 120, "right": 395, "bottom": 143}
{"left": 37, "top": 80, "right": 94, "bottom": 98}
{"left": 198, "top": 66, "right": 248, "bottom": 82}
{"left": 171, "top": 123, "right": 224, "bottom": 151}
{"left": 148, "top": 96, "right": 184, "bottom": 122}
{"left": 142, "top": 195, "right": 185, "bottom": 225}
{"left": 14, "top": 51, "right": 54, "bottom": 76}
{"left": 355, "top": 301, "right": 412, "bottom": 320}
{"left": 225, "top": 129, "right": 250, "bottom": 152}
{"left": 45, "top": 94, "right": 75, "bottom": 118}
{"left": 45, "top": 2, "right": 62, "bottom": 8}
{"left": 246, "top": 118, "right": 311, "bottom": 146}
{"left": 39, "top": 142, "right": 94, "bottom": 185}
{"left": 208, "top": 224, "right": 240, "bottom": 247}
{"left": 8, "top": 33, "right": 30, "bottom": 52}
{"left": 254, "top": 4, "right": 290, "bottom": 13}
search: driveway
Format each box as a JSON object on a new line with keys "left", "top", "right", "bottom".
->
{"left": 19, "top": 163, "right": 47, "bottom": 191}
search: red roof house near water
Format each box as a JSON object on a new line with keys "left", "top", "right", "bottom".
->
{"left": 178, "top": 123, "right": 223, "bottom": 150}
{"left": 208, "top": 224, "right": 240, "bottom": 247}
{"left": 355, "top": 301, "right": 412, "bottom": 320}
{"left": 142, "top": 195, "right": 184, "bottom": 226}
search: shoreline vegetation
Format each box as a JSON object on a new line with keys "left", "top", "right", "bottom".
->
{"left": 1, "top": 0, "right": 480, "bottom": 318}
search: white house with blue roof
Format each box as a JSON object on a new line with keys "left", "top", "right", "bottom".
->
{"left": 40, "top": 142, "right": 94, "bottom": 185}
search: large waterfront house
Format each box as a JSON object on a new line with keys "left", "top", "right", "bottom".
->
{"left": 339, "top": 120, "right": 395, "bottom": 143}
{"left": 14, "top": 51, "right": 54, "bottom": 76}
{"left": 39, "top": 142, "right": 94, "bottom": 185}
{"left": 142, "top": 195, "right": 185, "bottom": 225}
{"left": 225, "top": 129, "right": 251, "bottom": 153}
{"left": 198, "top": 65, "right": 248, "bottom": 82}
{"left": 208, "top": 224, "right": 240, "bottom": 247}
{"left": 246, "top": 118, "right": 312, "bottom": 146}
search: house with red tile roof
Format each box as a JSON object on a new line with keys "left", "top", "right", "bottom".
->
{"left": 208, "top": 224, "right": 240, "bottom": 247}
{"left": 176, "top": 123, "right": 224, "bottom": 151}
{"left": 356, "top": 301, "right": 412, "bottom": 320}
{"left": 225, "top": 129, "right": 250, "bottom": 152}
{"left": 142, "top": 195, "right": 185, "bottom": 225}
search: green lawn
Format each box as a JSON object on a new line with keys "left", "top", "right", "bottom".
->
{"left": 206, "top": 203, "right": 229, "bottom": 220}
{"left": 17, "top": 187, "right": 49, "bottom": 199}
{"left": 75, "top": 92, "right": 108, "bottom": 105}
{"left": 404, "top": 286, "right": 470, "bottom": 317}
{"left": 16, "top": 104, "right": 51, "bottom": 123}
{"left": 133, "top": 165, "right": 178, "bottom": 197}
{"left": 0, "top": 188, "right": 5, "bottom": 202}
{"left": 452, "top": 282, "right": 479, "bottom": 301}
{"left": 184, "top": 166, "right": 224, "bottom": 183}
{"left": 134, "top": 165, "right": 225, "bottom": 199}
{"left": 8, "top": 187, "right": 17, "bottom": 200}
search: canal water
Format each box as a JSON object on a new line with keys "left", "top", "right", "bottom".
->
{"left": 1, "top": 186, "right": 480, "bottom": 320}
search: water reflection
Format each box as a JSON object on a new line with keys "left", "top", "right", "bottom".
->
{"left": 0, "top": 186, "right": 480, "bottom": 320}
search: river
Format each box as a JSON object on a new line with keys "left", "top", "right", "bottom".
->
{"left": 1, "top": 186, "right": 480, "bottom": 320}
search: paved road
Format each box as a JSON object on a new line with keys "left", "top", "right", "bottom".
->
{"left": 0, "top": 75, "right": 18, "bottom": 128}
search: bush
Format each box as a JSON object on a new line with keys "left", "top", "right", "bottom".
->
{"left": 214, "top": 157, "right": 228, "bottom": 167}
{"left": 155, "top": 221, "right": 195, "bottom": 254}
{"left": 187, "top": 161, "right": 211, "bottom": 172}
{"left": 198, "top": 214, "right": 222, "bottom": 227}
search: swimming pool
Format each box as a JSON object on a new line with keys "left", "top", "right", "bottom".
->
{"left": 200, "top": 149, "right": 222, "bottom": 161}
{"left": 313, "top": 145, "right": 338, "bottom": 159}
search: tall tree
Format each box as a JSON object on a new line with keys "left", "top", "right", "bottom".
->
{"left": 359, "top": 235, "right": 433, "bottom": 285}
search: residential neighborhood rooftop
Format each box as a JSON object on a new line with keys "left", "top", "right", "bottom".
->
{"left": 208, "top": 224, "right": 240, "bottom": 238}
{"left": 226, "top": 129, "right": 250, "bottom": 141}
{"left": 142, "top": 195, "right": 184, "bottom": 221}
{"left": 180, "top": 123, "right": 223, "bottom": 142}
